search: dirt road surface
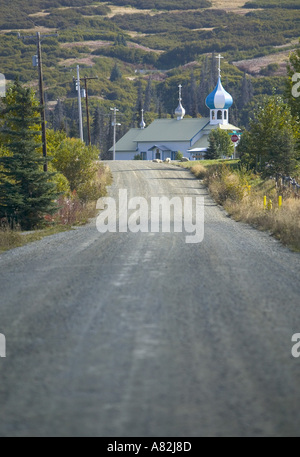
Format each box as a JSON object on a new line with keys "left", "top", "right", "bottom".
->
{"left": 0, "top": 161, "right": 299, "bottom": 437}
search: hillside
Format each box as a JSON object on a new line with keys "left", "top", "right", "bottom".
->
{"left": 0, "top": 0, "right": 299, "bottom": 156}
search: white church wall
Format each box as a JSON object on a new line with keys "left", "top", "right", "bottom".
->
{"left": 138, "top": 141, "right": 191, "bottom": 160}
{"left": 115, "top": 151, "right": 137, "bottom": 160}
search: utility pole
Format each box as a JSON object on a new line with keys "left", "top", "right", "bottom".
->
{"left": 36, "top": 33, "right": 47, "bottom": 171}
{"left": 76, "top": 65, "right": 84, "bottom": 142}
{"left": 20, "top": 31, "right": 58, "bottom": 172}
{"left": 80, "top": 75, "right": 98, "bottom": 145}
{"left": 110, "top": 107, "right": 121, "bottom": 161}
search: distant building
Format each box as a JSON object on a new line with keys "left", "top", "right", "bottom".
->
{"left": 110, "top": 55, "right": 241, "bottom": 160}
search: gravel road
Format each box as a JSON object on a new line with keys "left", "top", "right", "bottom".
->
{"left": 0, "top": 161, "right": 299, "bottom": 437}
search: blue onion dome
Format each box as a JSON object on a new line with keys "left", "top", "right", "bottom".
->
{"left": 205, "top": 77, "right": 233, "bottom": 110}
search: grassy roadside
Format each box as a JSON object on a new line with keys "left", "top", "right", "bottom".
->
{"left": 0, "top": 226, "right": 72, "bottom": 254}
{"left": 181, "top": 160, "right": 300, "bottom": 252}
{"left": 0, "top": 163, "right": 112, "bottom": 254}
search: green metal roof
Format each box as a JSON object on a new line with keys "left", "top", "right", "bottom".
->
{"left": 136, "top": 118, "right": 210, "bottom": 143}
{"left": 109, "top": 128, "right": 141, "bottom": 152}
{"left": 189, "top": 135, "right": 210, "bottom": 151}
{"left": 111, "top": 119, "right": 241, "bottom": 153}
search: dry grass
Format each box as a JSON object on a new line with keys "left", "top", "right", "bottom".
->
{"left": 210, "top": 0, "right": 254, "bottom": 14}
{"left": 190, "top": 164, "right": 208, "bottom": 180}
{"left": 228, "top": 195, "right": 300, "bottom": 251}
{"left": 107, "top": 5, "right": 159, "bottom": 18}
{"left": 58, "top": 56, "right": 96, "bottom": 67}
{"left": 190, "top": 163, "right": 300, "bottom": 251}
{"left": 232, "top": 51, "right": 292, "bottom": 77}
{"left": 211, "top": 0, "right": 247, "bottom": 7}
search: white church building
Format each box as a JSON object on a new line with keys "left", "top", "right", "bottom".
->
{"left": 110, "top": 56, "right": 241, "bottom": 160}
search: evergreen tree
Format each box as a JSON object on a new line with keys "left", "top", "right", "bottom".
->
{"left": 0, "top": 80, "right": 58, "bottom": 230}
{"left": 136, "top": 78, "right": 144, "bottom": 125}
{"left": 53, "top": 98, "right": 65, "bottom": 131}
{"left": 101, "top": 112, "right": 113, "bottom": 160}
{"left": 67, "top": 101, "right": 79, "bottom": 138}
{"left": 144, "top": 77, "right": 153, "bottom": 113}
{"left": 238, "top": 94, "right": 299, "bottom": 176}
{"left": 114, "top": 34, "right": 127, "bottom": 47}
{"left": 239, "top": 72, "right": 253, "bottom": 110}
{"left": 110, "top": 63, "right": 122, "bottom": 82}
{"left": 206, "top": 128, "right": 234, "bottom": 159}
{"left": 91, "top": 106, "right": 101, "bottom": 147}
{"left": 205, "top": 131, "right": 219, "bottom": 160}
{"left": 188, "top": 71, "right": 198, "bottom": 118}
{"left": 198, "top": 57, "right": 210, "bottom": 117}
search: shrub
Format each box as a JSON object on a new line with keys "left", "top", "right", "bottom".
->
{"left": 175, "top": 151, "right": 183, "bottom": 161}
{"left": 51, "top": 138, "right": 99, "bottom": 193}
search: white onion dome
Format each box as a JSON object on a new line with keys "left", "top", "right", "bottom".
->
{"left": 205, "top": 77, "right": 233, "bottom": 110}
{"left": 175, "top": 101, "right": 186, "bottom": 120}
{"left": 140, "top": 109, "right": 146, "bottom": 129}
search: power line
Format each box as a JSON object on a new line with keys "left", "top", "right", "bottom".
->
{"left": 19, "top": 31, "right": 58, "bottom": 172}
{"left": 80, "top": 75, "right": 98, "bottom": 146}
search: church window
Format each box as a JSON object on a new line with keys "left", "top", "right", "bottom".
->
{"left": 217, "top": 110, "right": 222, "bottom": 120}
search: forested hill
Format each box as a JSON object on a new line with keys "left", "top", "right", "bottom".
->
{"left": 0, "top": 0, "right": 299, "bottom": 156}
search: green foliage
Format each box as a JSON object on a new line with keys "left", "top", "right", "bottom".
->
{"left": 45, "top": 129, "right": 71, "bottom": 194}
{"left": 106, "top": 0, "right": 211, "bottom": 10}
{"left": 206, "top": 129, "right": 235, "bottom": 160}
{"left": 244, "top": 0, "right": 300, "bottom": 9}
{"left": 238, "top": 94, "right": 299, "bottom": 176}
{"left": 175, "top": 151, "right": 183, "bottom": 161}
{"left": 0, "top": 80, "right": 58, "bottom": 230}
{"left": 51, "top": 137, "right": 100, "bottom": 201}
{"left": 0, "top": 0, "right": 99, "bottom": 29}
{"left": 286, "top": 41, "right": 300, "bottom": 119}
{"left": 93, "top": 45, "right": 158, "bottom": 66}
{"left": 260, "top": 63, "right": 280, "bottom": 76}
{"left": 0, "top": 0, "right": 297, "bottom": 139}
{"left": 110, "top": 63, "right": 123, "bottom": 82}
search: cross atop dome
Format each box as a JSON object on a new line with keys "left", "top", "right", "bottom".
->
{"left": 216, "top": 53, "right": 224, "bottom": 77}
{"left": 178, "top": 84, "right": 182, "bottom": 102}
{"left": 175, "top": 84, "right": 186, "bottom": 120}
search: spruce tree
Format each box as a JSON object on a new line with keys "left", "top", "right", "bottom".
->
{"left": 144, "top": 78, "right": 152, "bottom": 113}
{"left": 91, "top": 106, "right": 101, "bottom": 147}
{"left": 188, "top": 71, "right": 198, "bottom": 118}
{"left": 135, "top": 78, "right": 144, "bottom": 127}
{"left": 206, "top": 128, "right": 234, "bottom": 159}
{"left": 110, "top": 64, "right": 122, "bottom": 82}
{"left": 53, "top": 98, "right": 65, "bottom": 132}
{"left": 206, "top": 130, "right": 219, "bottom": 159}
{"left": 238, "top": 94, "right": 299, "bottom": 176}
{"left": 198, "top": 57, "right": 210, "bottom": 116}
{"left": 240, "top": 72, "right": 253, "bottom": 110}
{"left": 0, "top": 80, "right": 58, "bottom": 230}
